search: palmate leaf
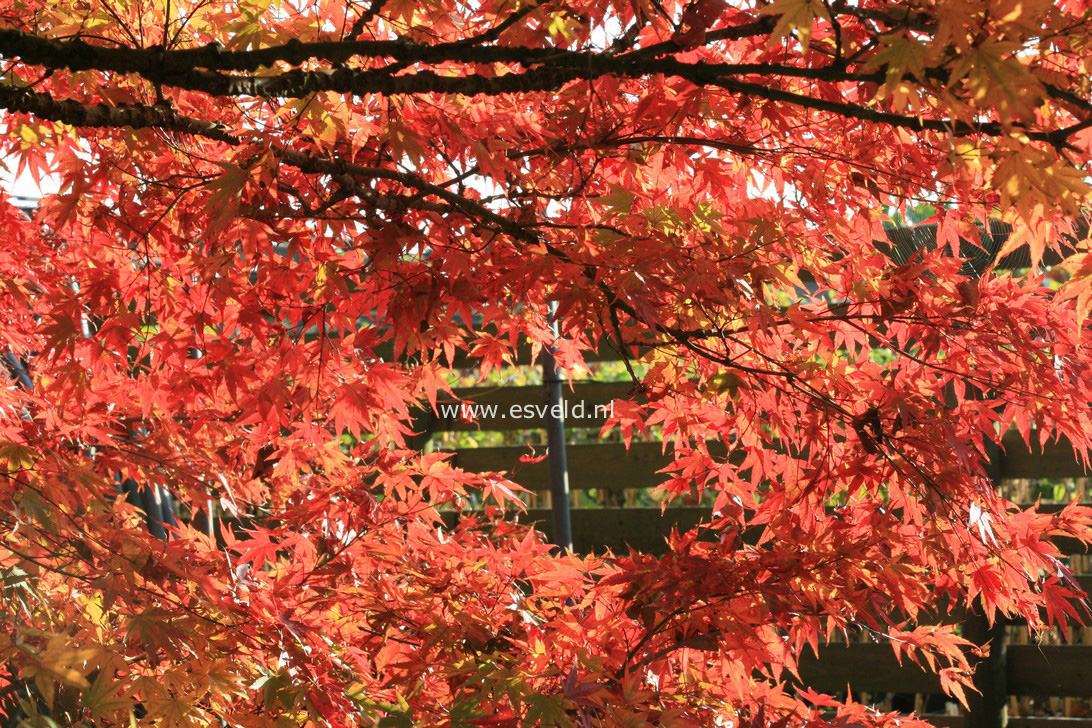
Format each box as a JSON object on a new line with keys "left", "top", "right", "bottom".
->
{"left": 202, "top": 161, "right": 249, "bottom": 236}
{"left": 84, "top": 669, "right": 133, "bottom": 721}
{"left": 123, "top": 611, "right": 195, "bottom": 664}
{"left": 758, "top": 0, "right": 828, "bottom": 47}
{"left": 142, "top": 688, "right": 200, "bottom": 728}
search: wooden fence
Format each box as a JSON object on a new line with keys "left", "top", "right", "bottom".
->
{"left": 419, "top": 365, "right": 1092, "bottom": 728}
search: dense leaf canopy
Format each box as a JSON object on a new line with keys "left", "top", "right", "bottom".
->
{"left": 1, "top": 0, "right": 1092, "bottom": 725}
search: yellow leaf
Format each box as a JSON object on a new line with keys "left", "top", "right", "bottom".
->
{"left": 947, "top": 41, "right": 1043, "bottom": 118}
{"left": 85, "top": 671, "right": 133, "bottom": 719}
{"left": 705, "top": 370, "right": 746, "bottom": 398}
{"left": 865, "top": 35, "right": 929, "bottom": 85}
{"left": 758, "top": 0, "right": 828, "bottom": 48}
{"left": 0, "top": 442, "right": 38, "bottom": 471}
{"left": 203, "top": 162, "right": 249, "bottom": 235}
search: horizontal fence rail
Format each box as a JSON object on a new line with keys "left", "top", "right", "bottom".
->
{"left": 444, "top": 506, "right": 1091, "bottom": 558}
{"left": 930, "top": 720, "right": 1092, "bottom": 728}
{"left": 798, "top": 645, "right": 1092, "bottom": 698}
{"left": 439, "top": 420, "right": 1088, "bottom": 489}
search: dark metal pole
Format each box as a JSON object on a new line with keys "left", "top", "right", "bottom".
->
{"left": 541, "top": 302, "right": 572, "bottom": 551}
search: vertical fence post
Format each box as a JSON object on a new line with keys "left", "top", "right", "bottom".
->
{"left": 964, "top": 440, "right": 1008, "bottom": 728}
{"left": 541, "top": 302, "right": 572, "bottom": 551}
{"left": 963, "top": 612, "right": 1007, "bottom": 728}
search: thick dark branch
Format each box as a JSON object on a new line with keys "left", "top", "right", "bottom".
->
{"left": 163, "top": 57, "right": 881, "bottom": 97}
{"left": 0, "top": 26, "right": 582, "bottom": 74}
{"left": 0, "top": 22, "right": 806, "bottom": 78}
{"left": 148, "top": 62, "right": 1087, "bottom": 144}
{"left": 709, "top": 76, "right": 1005, "bottom": 138}
{"left": 0, "top": 13, "right": 780, "bottom": 93}
{"left": 1, "top": 26, "right": 1088, "bottom": 147}
{"left": 0, "top": 83, "right": 239, "bottom": 143}
{"left": 271, "top": 148, "right": 497, "bottom": 222}
{"left": 6, "top": 60, "right": 1084, "bottom": 152}
{"left": 0, "top": 25, "right": 817, "bottom": 79}
{"left": 147, "top": 63, "right": 588, "bottom": 97}
{"left": 0, "top": 82, "right": 473, "bottom": 218}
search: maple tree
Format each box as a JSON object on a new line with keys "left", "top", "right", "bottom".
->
{"left": 1, "top": 0, "right": 1092, "bottom": 725}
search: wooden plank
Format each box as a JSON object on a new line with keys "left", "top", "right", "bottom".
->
{"left": 519, "top": 507, "right": 708, "bottom": 554}
{"left": 443, "top": 507, "right": 710, "bottom": 554}
{"left": 1008, "top": 504, "right": 1090, "bottom": 556}
{"left": 904, "top": 574, "right": 1092, "bottom": 626}
{"left": 446, "top": 504, "right": 1090, "bottom": 556}
{"left": 964, "top": 608, "right": 1006, "bottom": 728}
{"left": 966, "top": 446, "right": 1007, "bottom": 728}
{"left": 1008, "top": 646, "right": 1092, "bottom": 697}
{"left": 450, "top": 436, "right": 1089, "bottom": 491}
{"left": 1001, "top": 431, "right": 1088, "bottom": 479}
{"left": 877, "top": 219, "right": 1078, "bottom": 273}
{"left": 429, "top": 396, "right": 1087, "bottom": 479}
{"left": 930, "top": 720, "right": 1092, "bottom": 728}
{"left": 1005, "top": 721, "right": 1092, "bottom": 728}
{"left": 1004, "top": 575, "right": 1092, "bottom": 625}
{"left": 450, "top": 441, "right": 688, "bottom": 491}
{"left": 798, "top": 644, "right": 1092, "bottom": 699}
{"left": 797, "top": 643, "right": 943, "bottom": 694}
